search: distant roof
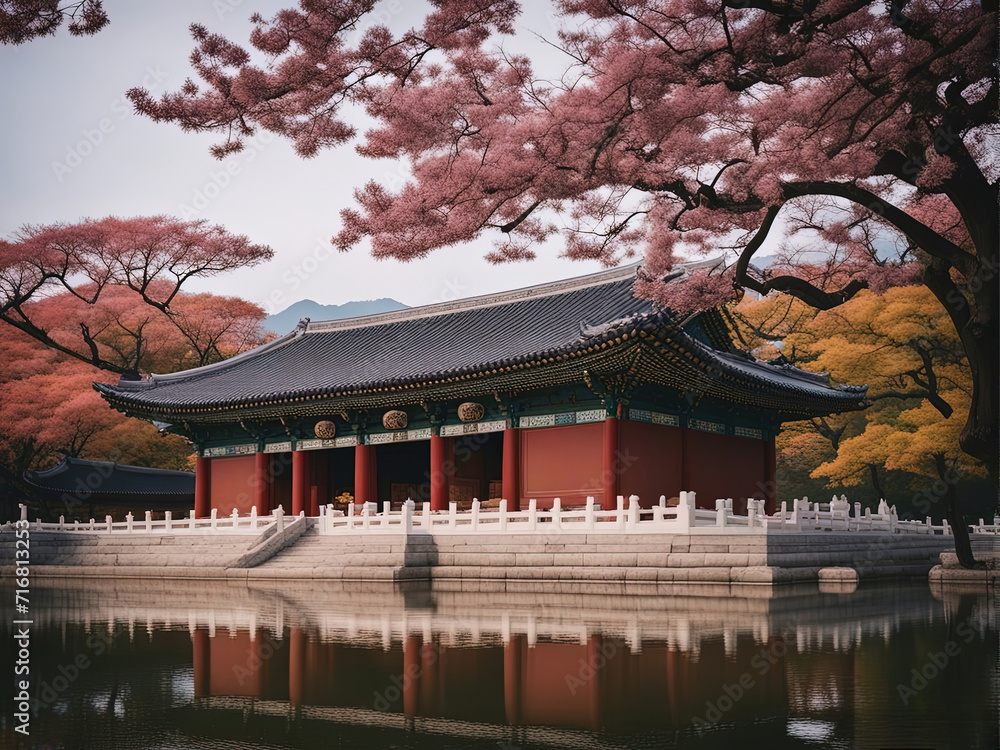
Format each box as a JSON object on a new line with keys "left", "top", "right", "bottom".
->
{"left": 24, "top": 456, "right": 194, "bottom": 498}
{"left": 95, "top": 261, "right": 866, "bottom": 421}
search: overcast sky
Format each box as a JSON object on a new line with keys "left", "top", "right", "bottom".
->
{"left": 0, "top": 0, "right": 610, "bottom": 315}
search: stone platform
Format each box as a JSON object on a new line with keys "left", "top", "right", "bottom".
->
{"left": 1, "top": 521, "right": 952, "bottom": 585}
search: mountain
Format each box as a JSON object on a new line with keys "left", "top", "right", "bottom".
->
{"left": 264, "top": 298, "right": 409, "bottom": 335}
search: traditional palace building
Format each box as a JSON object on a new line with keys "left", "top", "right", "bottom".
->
{"left": 96, "top": 261, "right": 865, "bottom": 518}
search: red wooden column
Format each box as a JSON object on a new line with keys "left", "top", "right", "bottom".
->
{"left": 403, "top": 634, "right": 422, "bottom": 718}
{"left": 430, "top": 432, "right": 453, "bottom": 511}
{"left": 253, "top": 452, "right": 270, "bottom": 514}
{"left": 504, "top": 633, "right": 523, "bottom": 725}
{"left": 192, "top": 627, "right": 211, "bottom": 697}
{"left": 420, "top": 640, "right": 440, "bottom": 716}
{"left": 309, "top": 451, "right": 328, "bottom": 517}
{"left": 602, "top": 415, "right": 620, "bottom": 511}
{"left": 194, "top": 455, "right": 212, "bottom": 518}
{"left": 354, "top": 444, "right": 375, "bottom": 506}
{"left": 763, "top": 436, "right": 777, "bottom": 514}
{"left": 502, "top": 426, "right": 520, "bottom": 511}
{"left": 291, "top": 450, "right": 310, "bottom": 516}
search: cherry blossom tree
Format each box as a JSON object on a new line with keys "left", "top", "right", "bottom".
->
{"left": 0, "top": 0, "right": 107, "bottom": 44}
{"left": 0, "top": 215, "right": 273, "bottom": 376}
{"left": 0, "top": 293, "right": 272, "bottom": 518}
{"left": 129, "top": 0, "right": 996, "bottom": 563}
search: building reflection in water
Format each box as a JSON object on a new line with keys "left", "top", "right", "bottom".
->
{"left": 10, "top": 578, "right": 998, "bottom": 749}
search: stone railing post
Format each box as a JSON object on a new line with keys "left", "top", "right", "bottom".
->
{"left": 249, "top": 506, "right": 258, "bottom": 530}
{"left": 58, "top": 515, "right": 65, "bottom": 530}
{"left": 551, "top": 497, "right": 562, "bottom": 531}
{"left": 529, "top": 498, "right": 538, "bottom": 531}
{"left": 422, "top": 501, "right": 431, "bottom": 529}
{"left": 628, "top": 495, "right": 640, "bottom": 529}
{"left": 748, "top": 500, "right": 757, "bottom": 529}
{"left": 499, "top": 499, "right": 508, "bottom": 531}
{"left": 471, "top": 498, "right": 480, "bottom": 531}
{"left": 585, "top": 496, "right": 595, "bottom": 530}
{"left": 274, "top": 505, "right": 285, "bottom": 532}
{"left": 126, "top": 512, "right": 134, "bottom": 533}
{"left": 106, "top": 515, "right": 113, "bottom": 533}
{"left": 19, "top": 503, "right": 27, "bottom": 523}
{"left": 403, "top": 499, "right": 414, "bottom": 532}
{"left": 616, "top": 495, "right": 625, "bottom": 530}
{"left": 448, "top": 501, "right": 458, "bottom": 528}
{"left": 165, "top": 511, "right": 173, "bottom": 532}
{"left": 145, "top": 510, "right": 153, "bottom": 532}
{"left": 346, "top": 502, "right": 355, "bottom": 530}
{"left": 210, "top": 508, "right": 218, "bottom": 531}
{"left": 674, "top": 491, "right": 693, "bottom": 529}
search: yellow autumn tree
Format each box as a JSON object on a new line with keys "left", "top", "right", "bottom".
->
{"left": 730, "top": 286, "right": 987, "bottom": 518}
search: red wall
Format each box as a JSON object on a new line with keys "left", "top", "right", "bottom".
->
{"left": 520, "top": 422, "right": 604, "bottom": 507}
{"left": 210, "top": 455, "right": 257, "bottom": 516}
{"left": 618, "top": 421, "right": 683, "bottom": 508}
{"left": 683, "top": 430, "right": 769, "bottom": 513}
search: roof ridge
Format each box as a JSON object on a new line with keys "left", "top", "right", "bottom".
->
{"left": 305, "top": 261, "right": 643, "bottom": 333}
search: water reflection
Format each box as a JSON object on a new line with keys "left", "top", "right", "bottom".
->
{"left": 2, "top": 579, "right": 996, "bottom": 749}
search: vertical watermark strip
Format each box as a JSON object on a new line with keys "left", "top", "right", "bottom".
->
{"left": 12, "top": 510, "right": 33, "bottom": 736}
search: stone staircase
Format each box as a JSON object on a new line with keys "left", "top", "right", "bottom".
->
{"left": 0, "top": 529, "right": 262, "bottom": 576}
{"left": 250, "top": 526, "right": 431, "bottom": 579}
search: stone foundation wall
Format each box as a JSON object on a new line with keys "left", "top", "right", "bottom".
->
{"left": 1, "top": 525, "right": 952, "bottom": 584}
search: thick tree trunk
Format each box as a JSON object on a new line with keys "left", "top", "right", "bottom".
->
{"left": 868, "top": 463, "right": 886, "bottom": 504}
{"left": 922, "top": 255, "right": 998, "bottom": 569}
{"left": 956, "top": 314, "right": 1000, "bottom": 480}
{"left": 935, "top": 453, "right": 976, "bottom": 569}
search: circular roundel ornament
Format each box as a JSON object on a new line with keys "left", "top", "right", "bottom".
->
{"left": 457, "top": 402, "right": 485, "bottom": 422}
{"left": 314, "top": 420, "right": 337, "bottom": 439}
{"left": 383, "top": 410, "right": 408, "bottom": 430}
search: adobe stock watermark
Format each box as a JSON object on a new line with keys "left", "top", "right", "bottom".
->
{"left": 177, "top": 129, "right": 274, "bottom": 219}
{"left": 897, "top": 612, "right": 986, "bottom": 705}
{"left": 232, "top": 629, "right": 285, "bottom": 686}
{"left": 691, "top": 633, "right": 789, "bottom": 734}
{"left": 564, "top": 639, "right": 618, "bottom": 695}
{"left": 51, "top": 66, "right": 169, "bottom": 183}
{"left": 214, "top": 0, "right": 403, "bottom": 40}
{"left": 30, "top": 620, "right": 129, "bottom": 716}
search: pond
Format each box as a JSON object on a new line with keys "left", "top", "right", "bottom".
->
{"left": 1, "top": 578, "right": 996, "bottom": 749}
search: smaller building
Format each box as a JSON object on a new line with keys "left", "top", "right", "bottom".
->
{"left": 23, "top": 456, "right": 195, "bottom": 520}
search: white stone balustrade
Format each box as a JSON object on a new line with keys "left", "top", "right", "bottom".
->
{"left": 315, "top": 492, "right": 956, "bottom": 536}
{"left": 8, "top": 492, "right": 963, "bottom": 537}
{"left": 11, "top": 503, "right": 284, "bottom": 535}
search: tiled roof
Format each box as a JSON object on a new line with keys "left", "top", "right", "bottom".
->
{"left": 95, "top": 261, "right": 866, "bottom": 419}
{"left": 23, "top": 456, "right": 195, "bottom": 497}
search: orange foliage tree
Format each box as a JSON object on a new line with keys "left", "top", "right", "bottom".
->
{"left": 732, "top": 286, "right": 988, "bottom": 524}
